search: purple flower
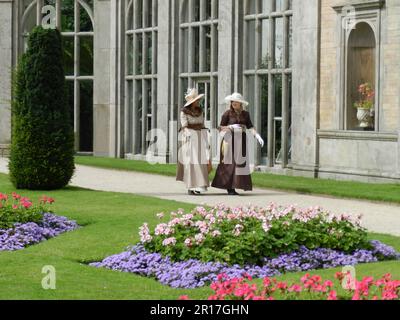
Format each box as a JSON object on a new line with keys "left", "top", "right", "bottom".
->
{"left": 90, "top": 240, "right": 399, "bottom": 289}
{"left": 0, "top": 213, "right": 79, "bottom": 251}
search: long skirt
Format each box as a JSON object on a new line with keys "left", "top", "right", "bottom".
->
{"left": 176, "top": 129, "right": 210, "bottom": 190}
{"left": 211, "top": 130, "right": 253, "bottom": 191}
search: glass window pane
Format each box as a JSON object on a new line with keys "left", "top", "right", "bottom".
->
{"left": 145, "top": 32, "right": 152, "bottom": 74}
{"left": 246, "top": 76, "right": 256, "bottom": 121}
{"left": 181, "top": 28, "right": 189, "bottom": 72}
{"left": 215, "top": 26, "right": 219, "bottom": 71}
{"left": 274, "top": 119, "right": 282, "bottom": 161}
{"left": 181, "top": 0, "right": 189, "bottom": 23}
{"left": 205, "top": 25, "right": 212, "bottom": 72}
{"left": 63, "top": 37, "right": 74, "bottom": 75}
{"left": 274, "top": 74, "right": 282, "bottom": 117}
{"left": 127, "top": 35, "right": 133, "bottom": 75}
{"left": 193, "top": 0, "right": 200, "bottom": 21}
{"left": 79, "top": 81, "right": 93, "bottom": 152}
{"left": 80, "top": 3, "right": 93, "bottom": 32}
{"left": 145, "top": 0, "right": 153, "bottom": 28}
{"left": 135, "top": 33, "right": 143, "bottom": 74}
{"left": 260, "top": 75, "right": 268, "bottom": 158}
{"left": 274, "top": 17, "right": 284, "bottom": 68}
{"left": 206, "top": 0, "right": 212, "bottom": 20}
{"left": 127, "top": 80, "right": 133, "bottom": 153}
{"left": 127, "top": 1, "right": 133, "bottom": 30}
{"left": 181, "top": 78, "right": 189, "bottom": 106}
{"left": 260, "top": 0, "right": 272, "bottom": 14}
{"left": 193, "top": 27, "right": 200, "bottom": 72}
{"left": 261, "top": 19, "right": 270, "bottom": 69}
{"left": 153, "top": 32, "right": 158, "bottom": 74}
{"left": 135, "top": 80, "right": 143, "bottom": 154}
{"left": 61, "top": 0, "right": 75, "bottom": 32}
{"left": 79, "top": 36, "right": 93, "bottom": 76}
{"left": 153, "top": 0, "right": 158, "bottom": 25}
{"left": 246, "top": 0, "right": 257, "bottom": 15}
{"left": 246, "top": 20, "right": 256, "bottom": 70}
{"left": 65, "top": 80, "right": 74, "bottom": 130}
{"left": 275, "top": 0, "right": 283, "bottom": 12}
{"left": 135, "top": 0, "right": 143, "bottom": 29}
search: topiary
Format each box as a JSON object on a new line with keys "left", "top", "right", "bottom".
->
{"left": 9, "top": 26, "right": 75, "bottom": 190}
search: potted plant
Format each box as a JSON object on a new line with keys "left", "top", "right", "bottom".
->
{"left": 353, "top": 82, "right": 375, "bottom": 128}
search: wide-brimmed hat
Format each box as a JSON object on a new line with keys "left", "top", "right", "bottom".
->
{"left": 224, "top": 92, "right": 249, "bottom": 107}
{"left": 184, "top": 88, "right": 205, "bottom": 107}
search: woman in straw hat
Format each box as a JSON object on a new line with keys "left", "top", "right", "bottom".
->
{"left": 176, "top": 88, "right": 211, "bottom": 195}
{"left": 211, "top": 93, "right": 264, "bottom": 195}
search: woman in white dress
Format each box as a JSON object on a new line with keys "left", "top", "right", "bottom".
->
{"left": 176, "top": 88, "right": 210, "bottom": 195}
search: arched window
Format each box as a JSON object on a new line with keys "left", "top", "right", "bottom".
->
{"left": 346, "top": 22, "right": 376, "bottom": 131}
{"left": 243, "top": 0, "right": 293, "bottom": 166}
{"left": 20, "top": 0, "right": 94, "bottom": 152}
{"left": 125, "top": 0, "right": 158, "bottom": 156}
{"left": 178, "top": 0, "right": 218, "bottom": 131}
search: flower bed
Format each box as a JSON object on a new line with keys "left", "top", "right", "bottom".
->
{"left": 0, "top": 192, "right": 78, "bottom": 251}
{"left": 90, "top": 204, "right": 400, "bottom": 288}
{"left": 179, "top": 272, "right": 400, "bottom": 300}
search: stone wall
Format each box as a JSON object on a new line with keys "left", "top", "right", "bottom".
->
{"left": 0, "top": 0, "right": 13, "bottom": 151}
{"left": 319, "top": 0, "right": 400, "bottom": 132}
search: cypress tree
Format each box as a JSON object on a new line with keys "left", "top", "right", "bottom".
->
{"left": 9, "top": 26, "right": 75, "bottom": 190}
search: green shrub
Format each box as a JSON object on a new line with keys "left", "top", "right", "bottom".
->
{"left": 9, "top": 26, "right": 75, "bottom": 190}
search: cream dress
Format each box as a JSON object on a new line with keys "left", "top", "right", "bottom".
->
{"left": 176, "top": 111, "right": 210, "bottom": 192}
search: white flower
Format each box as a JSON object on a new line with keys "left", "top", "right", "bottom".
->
{"left": 139, "top": 223, "right": 152, "bottom": 243}
{"left": 162, "top": 237, "right": 177, "bottom": 246}
{"left": 211, "top": 230, "right": 221, "bottom": 238}
{"left": 184, "top": 238, "right": 193, "bottom": 247}
{"left": 195, "top": 233, "right": 205, "bottom": 244}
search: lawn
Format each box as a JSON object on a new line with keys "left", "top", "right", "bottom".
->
{"left": 0, "top": 172, "right": 399, "bottom": 300}
{"left": 75, "top": 156, "right": 400, "bottom": 205}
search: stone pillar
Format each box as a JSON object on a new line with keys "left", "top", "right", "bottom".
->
{"left": 0, "top": 0, "right": 14, "bottom": 155}
{"left": 156, "top": 0, "right": 173, "bottom": 163}
{"left": 217, "top": 0, "right": 234, "bottom": 118}
{"left": 93, "top": 0, "right": 122, "bottom": 158}
{"left": 291, "top": 0, "right": 320, "bottom": 177}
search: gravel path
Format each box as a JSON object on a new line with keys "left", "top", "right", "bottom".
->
{"left": 0, "top": 157, "right": 399, "bottom": 236}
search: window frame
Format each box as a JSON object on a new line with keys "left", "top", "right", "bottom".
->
{"left": 125, "top": 0, "right": 158, "bottom": 156}
{"left": 334, "top": 1, "right": 383, "bottom": 132}
{"left": 242, "top": 0, "right": 293, "bottom": 167}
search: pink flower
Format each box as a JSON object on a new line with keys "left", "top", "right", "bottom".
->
{"left": 184, "top": 238, "right": 193, "bottom": 247}
{"left": 162, "top": 237, "right": 177, "bottom": 246}
{"left": 328, "top": 291, "right": 338, "bottom": 300}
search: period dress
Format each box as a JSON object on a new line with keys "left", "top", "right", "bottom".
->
{"left": 211, "top": 107, "right": 254, "bottom": 191}
{"left": 176, "top": 107, "right": 210, "bottom": 191}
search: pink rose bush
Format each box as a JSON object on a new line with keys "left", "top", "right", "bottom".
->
{"left": 179, "top": 272, "right": 400, "bottom": 301}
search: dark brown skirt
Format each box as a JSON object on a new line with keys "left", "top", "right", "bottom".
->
{"left": 211, "top": 130, "right": 253, "bottom": 191}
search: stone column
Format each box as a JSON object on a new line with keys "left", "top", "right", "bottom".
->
{"left": 156, "top": 0, "right": 173, "bottom": 163}
{"left": 291, "top": 0, "right": 320, "bottom": 177}
{"left": 0, "top": 0, "right": 14, "bottom": 155}
{"left": 217, "top": 0, "right": 234, "bottom": 118}
{"left": 93, "top": 0, "right": 121, "bottom": 157}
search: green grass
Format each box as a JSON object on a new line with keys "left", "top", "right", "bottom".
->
{"left": 0, "top": 172, "right": 399, "bottom": 300}
{"left": 75, "top": 156, "right": 400, "bottom": 205}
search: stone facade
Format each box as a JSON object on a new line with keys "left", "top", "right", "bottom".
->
{"left": 0, "top": 0, "right": 13, "bottom": 154}
{"left": 1, "top": 0, "right": 400, "bottom": 182}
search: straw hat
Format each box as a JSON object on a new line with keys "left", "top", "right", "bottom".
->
{"left": 224, "top": 92, "right": 249, "bottom": 107}
{"left": 184, "top": 88, "right": 205, "bottom": 107}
